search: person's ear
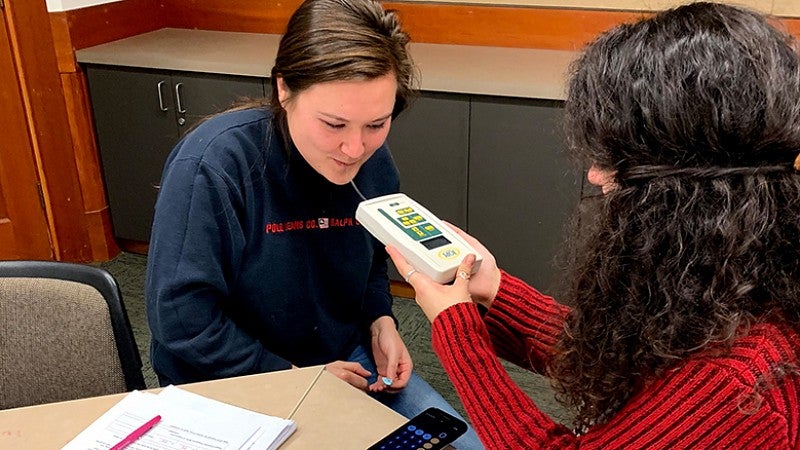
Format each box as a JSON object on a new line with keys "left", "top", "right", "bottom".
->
{"left": 276, "top": 76, "right": 289, "bottom": 107}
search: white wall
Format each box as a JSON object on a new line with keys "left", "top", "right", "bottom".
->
{"left": 392, "top": 0, "right": 796, "bottom": 16}
{"left": 46, "top": 0, "right": 122, "bottom": 12}
{"left": 42, "top": 0, "right": 800, "bottom": 17}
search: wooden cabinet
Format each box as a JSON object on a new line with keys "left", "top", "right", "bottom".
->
{"left": 85, "top": 66, "right": 265, "bottom": 242}
{"left": 468, "top": 96, "right": 582, "bottom": 293}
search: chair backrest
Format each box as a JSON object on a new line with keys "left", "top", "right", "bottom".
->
{"left": 0, "top": 260, "right": 146, "bottom": 409}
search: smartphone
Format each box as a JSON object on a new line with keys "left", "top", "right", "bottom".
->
{"left": 367, "top": 407, "right": 468, "bottom": 450}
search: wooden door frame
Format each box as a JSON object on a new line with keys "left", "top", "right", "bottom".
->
{"left": 0, "top": 3, "right": 52, "bottom": 260}
{"left": 2, "top": 0, "right": 117, "bottom": 261}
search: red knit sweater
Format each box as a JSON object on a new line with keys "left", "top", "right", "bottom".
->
{"left": 432, "top": 271, "right": 800, "bottom": 449}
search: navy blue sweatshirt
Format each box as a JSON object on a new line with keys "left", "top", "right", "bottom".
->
{"left": 145, "top": 108, "right": 399, "bottom": 384}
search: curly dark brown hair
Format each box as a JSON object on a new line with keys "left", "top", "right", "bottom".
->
{"left": 555, "top": 2, "right": 800, "bottom": 429}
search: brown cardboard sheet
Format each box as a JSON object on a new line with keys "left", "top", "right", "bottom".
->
{"left": 0, "top": 365, "right": 406, "bottom": 449}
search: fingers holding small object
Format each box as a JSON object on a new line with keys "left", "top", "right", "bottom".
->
{"left": 381, "top": 376, "right": 393, "bottom": 386}
{"left": 404, "top": 268, "right": 417, "bottom": 283}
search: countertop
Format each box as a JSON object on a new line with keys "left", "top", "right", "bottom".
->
{"left": 75, "top": 28, "right": 579, "bottom": 101}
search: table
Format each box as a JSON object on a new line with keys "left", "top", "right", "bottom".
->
{"left": 0, "top": 366, "right": 408, "bottom": 449}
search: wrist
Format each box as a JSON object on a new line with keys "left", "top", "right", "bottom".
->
{"left": 478, "top": 268, "right": 502, "bottom": 309}
{"left": 370, "top": 315, "right": 396, "bottom": 335}
{"left": 490, "top": 268, "right": 502, "bottom": 302}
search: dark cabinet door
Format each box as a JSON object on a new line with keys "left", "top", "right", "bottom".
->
{"left": 172, "top": 72, "right": 266, "bottom": 136}
{"left": 386, "top": 92, "right": 470, "bottom": 280}
{"left": 388, "top": 92, "right": 470, "bottom": 227}
{"left": 86, "top": 66, "right": 266, "bottom": 242}
{"left": 468, "top": 96, "right": 581, "bottom": 293}
{"left": 86, "top": 66, "right": 179, "bottom": 242}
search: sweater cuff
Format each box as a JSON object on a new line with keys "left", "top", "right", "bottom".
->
{"left": 361, "top": 293, "right": 396, "bottom": 328}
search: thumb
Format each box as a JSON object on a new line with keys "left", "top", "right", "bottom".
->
{"left": 454, "top": 253, "right": 476, "bottom": 286}
{"left": 383, "top": 352, "right": 399, "bottom": 380}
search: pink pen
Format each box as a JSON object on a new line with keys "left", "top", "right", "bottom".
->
{"left": 110, "top": 415, "right": 161, "bottom": 450}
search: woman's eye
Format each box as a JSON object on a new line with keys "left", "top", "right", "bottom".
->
{"left": 367, "top": 122, "right": 387, "bottom": 130}
{"left": 323, "top": 121, "right": 345, "bottom": 129}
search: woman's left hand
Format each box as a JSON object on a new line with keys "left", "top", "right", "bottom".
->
{"left": 368, "top": 316, "right": 413, "bottom": 393}
{"left": 386, "top": 246, "right": 475, "bottom": 323}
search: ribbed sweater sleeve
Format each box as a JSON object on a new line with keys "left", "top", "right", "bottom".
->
{"left": 431, "top": 273, "right": 799, "bottom": 449}
{"left": 483, "top": 271, "right": 570, "bottom": 372}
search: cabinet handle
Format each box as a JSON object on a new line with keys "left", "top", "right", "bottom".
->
{"left": 175, "top": 82, "right": 187, "bottom": 114}
{"left": 156, "top": 80, "right": 169, "bottom": 111}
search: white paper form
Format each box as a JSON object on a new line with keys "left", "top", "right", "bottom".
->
{"left": 61, "top": 387, "right": 295, "bottom": 450}
{"left": 158, "top": 385, "right": 296, "bottom": 450}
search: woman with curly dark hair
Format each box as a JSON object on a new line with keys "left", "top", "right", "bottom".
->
{"left": 387, "top": 2, "right": 800, "bottom": 448}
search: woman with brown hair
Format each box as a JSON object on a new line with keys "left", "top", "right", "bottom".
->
{"left": 146, "top": 1, "right": 481, "bottom": 446}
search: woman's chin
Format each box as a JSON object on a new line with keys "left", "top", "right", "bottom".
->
{"left": 322, "top": 165, "right": 360, "bottom": 185}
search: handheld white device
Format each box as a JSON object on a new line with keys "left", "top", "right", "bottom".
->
{"left": 356, "top": 193, "right": 482, "bottom": 283}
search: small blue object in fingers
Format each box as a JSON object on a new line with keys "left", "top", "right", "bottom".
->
{"left": 381, "top": 376, "right": 393, "bottom": 386}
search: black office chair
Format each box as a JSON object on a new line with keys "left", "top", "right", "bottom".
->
{"left": 0, "top": 260, "right": 146, "bottom": 409}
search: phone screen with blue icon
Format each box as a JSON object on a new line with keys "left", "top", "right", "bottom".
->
{"left": 367, "top": 407, "right": 468, "bottom": 450}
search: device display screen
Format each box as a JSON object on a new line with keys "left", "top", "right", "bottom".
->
{"left": 420, "top": 236, "right": 451, "bottom": 250}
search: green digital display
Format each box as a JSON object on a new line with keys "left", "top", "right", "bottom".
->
{"left": 379, "top": 207, "right": 443, "bottom": 242}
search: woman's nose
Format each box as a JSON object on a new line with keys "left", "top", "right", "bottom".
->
{"left": 340, "top": 129, "right": 366, "bottom": 159}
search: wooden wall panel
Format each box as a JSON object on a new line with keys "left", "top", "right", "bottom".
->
{"left": 166, "top": 0, "right": 301, "bottom": 34}
{"left": 159, "top": 1, "right": 647, "bottom": 50}
{"left": 65, "top": 0, "right": 166, "bottom": 51}
{"left": 384, "top": 3, "right": 646, "bottom": 49}
{"left": 781, "top": 17, "right": 800, "bottom": 37}
{"left": 60, "top": 73, "right": 105, "bottom": 212}
{"left": 60, "top": 71, "right": 120, "bottom": 259}
{"left": 57, "top": 1, "right": 800, "bottom": 51}
{"left": 49, "top": 13, "right": 76, "bottom": 73}
{"left": 59, "top": 0, "right": 650, "bottom": 51}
